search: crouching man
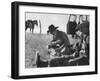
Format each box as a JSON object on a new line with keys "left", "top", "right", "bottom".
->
{"left": 47, "top": 24, "right": 72, "bottom": 67}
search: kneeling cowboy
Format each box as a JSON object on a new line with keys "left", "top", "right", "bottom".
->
{"left": 47, "top": 24, "right": 71, "bottom": 57}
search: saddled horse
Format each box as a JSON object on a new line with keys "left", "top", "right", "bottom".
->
{"left": 25, "top": 20, "right": 38, "bottom": 33}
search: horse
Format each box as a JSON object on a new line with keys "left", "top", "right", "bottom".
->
{"left": 25, "top": 20, "right": 38, "bottom": 33}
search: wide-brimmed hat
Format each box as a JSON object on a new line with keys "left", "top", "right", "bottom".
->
{"left": 47, "top": 24, "right": 58, "bottom": 34}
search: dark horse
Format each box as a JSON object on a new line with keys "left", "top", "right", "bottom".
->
{"left": 25, "top": 20, "right": 38, "bottom": 33}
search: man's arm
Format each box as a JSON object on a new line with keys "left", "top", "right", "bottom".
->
{"left": 68, "top": 56, "right": 83, "bottom": 63}
{"left": 51, "top": 39, "right": 63, "bottom": 45}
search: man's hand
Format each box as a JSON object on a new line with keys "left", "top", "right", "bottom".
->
{"left": 51, "top": 41, "right": 56, "bottom": 45}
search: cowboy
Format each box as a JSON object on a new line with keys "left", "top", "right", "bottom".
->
{"left": 47, "top": 24, "right": 73, "bottom": 67}
{"left": 47, "top": 24, "right": 71, "bottom": 56}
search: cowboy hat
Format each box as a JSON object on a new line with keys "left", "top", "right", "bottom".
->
{"left": 47, "top": 24, "right": 58, "bottom": 34}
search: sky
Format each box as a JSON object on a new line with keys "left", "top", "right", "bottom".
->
{"left": 25, "top": 12, "right": 89, "bottom": 34}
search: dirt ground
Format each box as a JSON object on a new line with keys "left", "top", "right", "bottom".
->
{"left": 25, "top": 32, "right": 77, "bottom": 68}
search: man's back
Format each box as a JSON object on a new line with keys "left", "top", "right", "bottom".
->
{"left": 54, "top": 30, "right": 71, "bottom": 55}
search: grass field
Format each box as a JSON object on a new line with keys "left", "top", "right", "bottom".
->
{"left": 25, "top": 33, "right": 53, "bottom": 68}
{"left": 25, "top": 32, "right": 77, "bottom": 68}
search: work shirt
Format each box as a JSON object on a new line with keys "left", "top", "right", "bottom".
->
{"left": 52, "top": 30, "right": 71, "bottom": 55}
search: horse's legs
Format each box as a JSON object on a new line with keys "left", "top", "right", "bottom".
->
{"left": 30, "top": 27, "right": 31, "bottom": 33}
{"left": 32, "top": 28, "right": 34, "bottom": 33}
{"left": 25, "top": 27, "right": 27, "bottom": 31}
{"left": 25, "top": 26, "right": 28, "bottom": 31}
